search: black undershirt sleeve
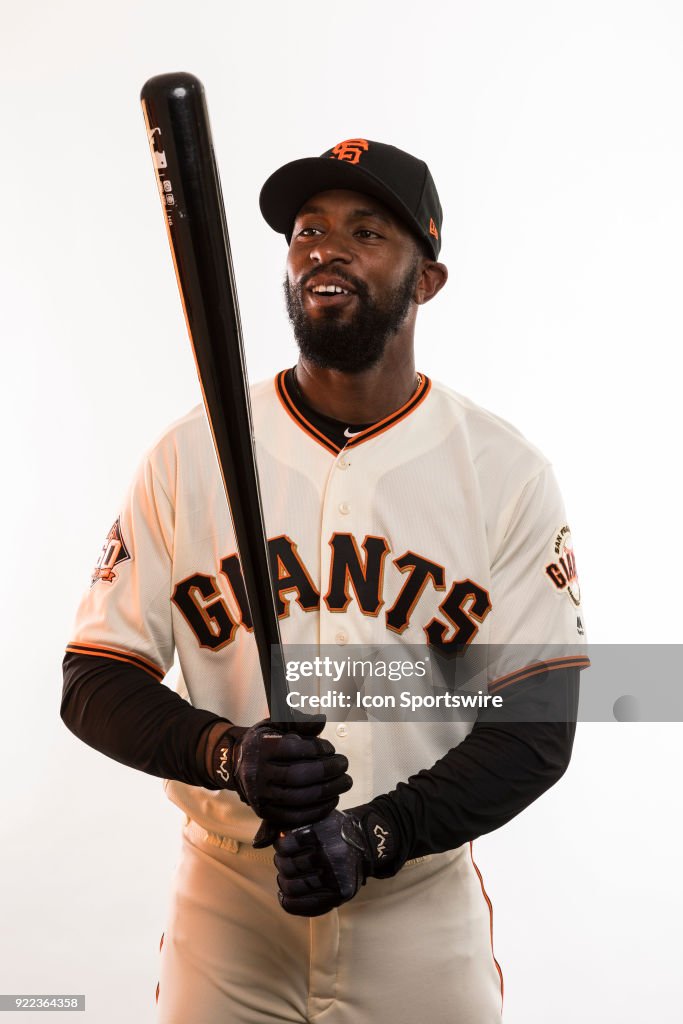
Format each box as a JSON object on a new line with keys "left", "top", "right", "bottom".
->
{"left": 371, "top": 666, "right": 580, "bottom": 864}
{"left": 61, "top": 651, "right": 231, "bottom": 789}
{"left": 62, "top": 650, "right": 579, "bottom": 860}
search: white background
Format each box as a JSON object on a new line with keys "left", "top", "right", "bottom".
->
{"left": 1, "top": 0, "right": 681, "bottom": 1020}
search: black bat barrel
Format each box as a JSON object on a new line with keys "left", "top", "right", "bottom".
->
{"left": 140, "top": 72, "right": 289, "bottom": 719}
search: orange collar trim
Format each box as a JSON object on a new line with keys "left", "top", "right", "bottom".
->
{"left": 275, "top": 370, "right": 432, "bottom": 455}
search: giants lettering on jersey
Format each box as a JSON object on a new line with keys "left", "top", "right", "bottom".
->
{"left": 171, "top": 532, "right": 491, "bottom": 656}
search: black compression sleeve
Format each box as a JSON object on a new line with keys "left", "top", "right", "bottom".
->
{"left": 371, "top": 666, "right": 580, "bottom": 864}
{"left": 61, "top": 651, "right": 231, "bottom": 788}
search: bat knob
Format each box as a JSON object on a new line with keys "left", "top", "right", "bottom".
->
{"left": 140, "top": 71, "right": 204, "bottom": 104}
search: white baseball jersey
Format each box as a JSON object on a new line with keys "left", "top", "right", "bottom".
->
{"left": 67, "top": 372, "right": 588, "bottom": 843}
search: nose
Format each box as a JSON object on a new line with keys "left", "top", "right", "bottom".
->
{"left": 308, "top": 228, "right": 353, "bottom": 265}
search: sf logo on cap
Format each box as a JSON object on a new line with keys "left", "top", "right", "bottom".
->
{"left": 330, "top": 139, "right": 369, "bottom": 164}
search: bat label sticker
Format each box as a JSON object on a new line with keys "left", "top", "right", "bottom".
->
{"left": 148, "top": 126, "right": 167, "bottom": 169}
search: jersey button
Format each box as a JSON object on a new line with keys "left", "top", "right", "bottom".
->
{"left": 338, "top": 502, "right": 351, "bottom": 515}
{"left": 335, "top": 630, "right": 348, "bottom": 645}
{"left": 338, "top": 457, "right": 350, "bottom": 470}
{"left": 335, "top": 724, "right": 348, "bottom": 738}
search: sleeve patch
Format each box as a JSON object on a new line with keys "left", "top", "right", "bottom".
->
{"left": 91, "top": 517, "right": 131, "bottom": 587}
{"left": 544, "top": 524, "right": 581, "bottom": 607}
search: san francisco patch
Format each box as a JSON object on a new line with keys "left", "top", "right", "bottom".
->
{"left": 91, "top": 517, "right": 131, "bottom": 586}
{"left": 544, "top": 525, "right": 581, "bottom": 607}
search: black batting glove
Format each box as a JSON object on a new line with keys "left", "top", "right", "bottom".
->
{"left": 210, "top": 719, "right": 352, "bottom": 831}
{"left": 274, "top": 804, "right": 399, "bottom": 917}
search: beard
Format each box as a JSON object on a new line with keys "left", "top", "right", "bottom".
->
{"left": 283, "top": 259, "right": 420, "bottom": 373}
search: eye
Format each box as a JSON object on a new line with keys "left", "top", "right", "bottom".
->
{"left": 295, "top": 226, "right": 322, "bottom": 238}
{"left": 355, "top": 228, "right": 382, "bottom": 239}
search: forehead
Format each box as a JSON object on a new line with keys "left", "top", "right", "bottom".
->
{"left": 294, "top": 189, "right": 403, "bottom": 229}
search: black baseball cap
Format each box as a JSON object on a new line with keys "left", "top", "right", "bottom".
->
{"left": 259, "top": 138, "right": 443, "bottom": 259}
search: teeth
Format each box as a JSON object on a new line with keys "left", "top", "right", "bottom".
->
{"left": 312, "top": 284, "right": 350, "bottom": 294}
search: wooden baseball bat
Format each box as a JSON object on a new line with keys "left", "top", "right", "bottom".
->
{"left": 139, "top": 71, "right": 292, "bottom": 725}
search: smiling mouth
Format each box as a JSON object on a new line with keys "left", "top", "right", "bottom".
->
{"left": 309, "top": 284, "right": 353, "bottom": 295}
{"left": 305, "top": 283, "right": 358, "bottom": 307}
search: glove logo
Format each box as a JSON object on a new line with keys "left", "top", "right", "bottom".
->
{"left": 330, "top": 139, "right": 370, "bottom": 165}
{"left": 216, "top": 746, "right": 231, "bottom": 783}
{"left": 373, "top": 822, "right": 389, "bottom": 859}
{"left": 91, "top": 517, "right": 131, "bottom": 587}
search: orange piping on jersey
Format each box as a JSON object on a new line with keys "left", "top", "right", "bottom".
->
{"left": 275, "top": 370, "right": 432, "bottom": 453}
{"left": 65, "top": 642, "right": 165, "bottom": 682}
{"left": 488, "top": 654, "right": 591, "bottom": 695}
{"left": 470, "top": 842, "right": 504, "bottom": 1011}
{"left": 275, "top": 371, "right": 340, "bottom": 454}
{"left": 345, "top": 374, "right": 432, "bottom": 448}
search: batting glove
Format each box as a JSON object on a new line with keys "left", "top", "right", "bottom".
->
{"left": 274, "top": 804, "right": 399, "bottom": 917}
{"left": 210, "top": 719, "right": 352, "bottom": 830}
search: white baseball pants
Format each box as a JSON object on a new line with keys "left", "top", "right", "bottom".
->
{"left": 155, "top": 818, "right": 503, "bottom": 1023}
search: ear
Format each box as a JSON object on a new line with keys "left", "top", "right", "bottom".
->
{"left": 415, "top": 261, "right": 448, "bottom": 305}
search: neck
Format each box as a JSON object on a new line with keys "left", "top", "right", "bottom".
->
{"left": 294, "top": 337, "right": 417, "bottom": 424}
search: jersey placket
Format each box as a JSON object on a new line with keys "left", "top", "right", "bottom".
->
{"left": 317, "top": 445, "right": 377, "bottom": 805}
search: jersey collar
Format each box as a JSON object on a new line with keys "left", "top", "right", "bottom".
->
{"left": 275, "top": 369, "right": 431, "bottom": 455}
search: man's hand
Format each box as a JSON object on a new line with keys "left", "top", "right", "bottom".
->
{"left": 212, "top": 719, "right": 352, "bottom": 830}
{"left": 274, "top": 805, "right": 398, "bottom": 917}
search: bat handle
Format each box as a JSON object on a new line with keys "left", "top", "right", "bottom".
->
{"left": 253, "top": 819, "right": 280, "bottom": 849}
{"left": 252, "top": 712, "right": 329, "bottom": 849}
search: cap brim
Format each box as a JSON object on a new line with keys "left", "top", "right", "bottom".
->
{"left": 259, "top": 157, "right": 424, "bottom": 245}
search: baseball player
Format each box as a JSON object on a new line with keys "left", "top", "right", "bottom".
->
{"left": 62, "top": 138, "right": 589, "bottom": 1023}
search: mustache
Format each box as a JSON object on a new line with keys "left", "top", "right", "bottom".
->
{"left": 298, "top": 266, "right": 369, "bottom": 299}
